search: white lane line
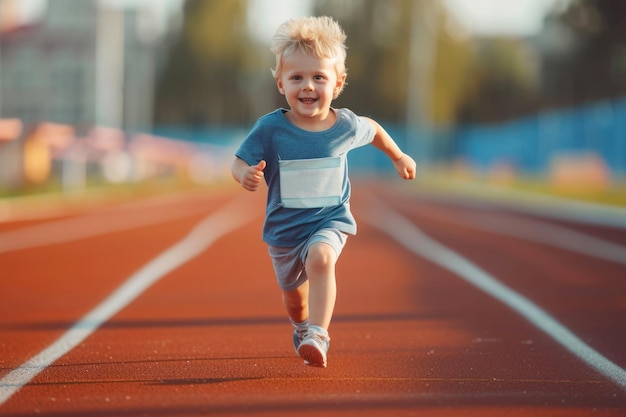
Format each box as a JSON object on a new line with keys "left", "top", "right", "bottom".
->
{"left": 0, "top": 200, "right": 216, "bottom": 254}
{"left": 0, "top": 187, "right": 214, "bottom": 224}
{"left": 0, "top": 195, "right": 258, "bottom": 405}
{"left": 361, "top": 196, "right": 626, "bottom": 391}
{"left": 420, "top": 182, "right": 626, "bottom": 229}
{"left": 413, "top": 208, "right": 626, "bottom": 265}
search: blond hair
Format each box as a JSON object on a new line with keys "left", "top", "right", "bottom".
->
{"left": 271, "top": 16, "right": 347, "bottom": 96}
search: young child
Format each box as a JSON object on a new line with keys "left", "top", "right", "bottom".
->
{"left": 231, "top": 16, "right": 416, "bottom": 367}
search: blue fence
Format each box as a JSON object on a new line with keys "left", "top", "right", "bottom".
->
{"left": 453, "top": 98, "right": 626, "bottom": 177}
{"left": 153, "top": 98, "right": 626, "bottom": 178}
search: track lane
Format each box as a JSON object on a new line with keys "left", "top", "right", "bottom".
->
{"left": 0, "top": 190, "right": 259, "bottom": 394}
{"left": 363, "top": 183, "right": 626, "bottom": 368}
{"left": 1, "top": 182, "right": 625, "bottom": 416}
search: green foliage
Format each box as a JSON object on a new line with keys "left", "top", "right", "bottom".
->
{"left": 154, "top": 0, "right": 262, "bottom": 127}
{"left": 152, "top": 0, "right": 626, "bottom": 128}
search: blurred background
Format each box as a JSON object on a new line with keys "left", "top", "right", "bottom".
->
{"left": 0, "top": 0, "right": 625, "bottom": 202}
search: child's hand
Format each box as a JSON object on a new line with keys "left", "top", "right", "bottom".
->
{"left": 393, "top": 153, "right": 416, "bottom": 180}
{"left": 240, "top": 160, "right": 266, "bottom": 191}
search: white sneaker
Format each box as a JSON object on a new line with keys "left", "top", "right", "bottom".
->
{"left": 297, "top": 330, "right": 330, "bottom": 368}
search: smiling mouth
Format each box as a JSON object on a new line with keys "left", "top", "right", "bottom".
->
{"left": 299, "top": 97, "right": 318, "bottom": 104}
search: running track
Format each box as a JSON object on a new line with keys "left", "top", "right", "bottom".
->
{"left": 1, "top": 181, "right": 625, "bottom": 416}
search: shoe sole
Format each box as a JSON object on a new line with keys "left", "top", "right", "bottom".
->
{"left": 298, "top": 344, "right": 326, "bottom": 368}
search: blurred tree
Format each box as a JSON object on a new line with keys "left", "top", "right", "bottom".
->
{"left": 539, "top": 0, "right": 626, "bottom": 110}
{"left": 310, "top": 0, "right": 408, "bottom": 122}
{"left": 458, "top": 38, "right": 540, "bottom": 124}
{"left": 430, "top": 5, "right": 474, "bottom": 126}
{"left": 151, "top": 0, "right": 626, "bottom": 131}
{"left": 153, "top": 0, "right": 261, "bottom": 127}
{"left": 312, "top": 0, "right": 473, "bottom": 126}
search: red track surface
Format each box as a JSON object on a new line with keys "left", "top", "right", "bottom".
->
{"left": 1, "top": 181, "right": 625, "bottom": 416}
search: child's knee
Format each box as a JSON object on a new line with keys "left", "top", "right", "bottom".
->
{"left": 306, "top": 243, "right": 336, "bottom": 272}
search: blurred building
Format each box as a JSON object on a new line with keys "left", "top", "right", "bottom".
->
{"left": 0, "top": 0, "right": 188, "bottom": 191}
{"left": 0, "top": 0, "right": 165, "bottom": 132}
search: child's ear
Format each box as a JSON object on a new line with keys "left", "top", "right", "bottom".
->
{"left": 333, "top": 74, "right": 347, "bottom": 99}
{"left": 276, "top": 78, "right": 286, "bottom": 95}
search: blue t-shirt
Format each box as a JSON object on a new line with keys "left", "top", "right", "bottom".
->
{"left": 235, "top": 108, "right": 375, "bottom": 247}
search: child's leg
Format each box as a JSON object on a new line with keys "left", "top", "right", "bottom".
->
{"left": 304, "top": 242, "right": 337, "bottom": 330}
{"left": 283, "top": 283, "right": 310, "bottom": 352}
{"left": 282, "top": 280, "right": 309, "bottom": 323}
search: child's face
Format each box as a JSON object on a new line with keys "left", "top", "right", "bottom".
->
{"left": 276, "top": 52, "right": 346, "bottom": 127}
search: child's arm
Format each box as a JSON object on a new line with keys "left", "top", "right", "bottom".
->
{"left": 365, "top": 118, "right": 416, "bottom": 180}
{"left": 232, "top": 157, "right": 266, "bottom": 191}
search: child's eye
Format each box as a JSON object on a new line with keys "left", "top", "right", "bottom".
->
{"left": 314, "top": 75, "right": 325, "bottom": 81}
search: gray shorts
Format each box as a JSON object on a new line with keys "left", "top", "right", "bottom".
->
{"left": 268, "top": 228, "right": 348, "bottom": 291}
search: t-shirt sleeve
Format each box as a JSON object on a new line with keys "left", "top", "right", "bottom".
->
{"left": 351, "top": 113, "right": 376, "bottom": 149}
{"left": 235, "top": 121, "right": 265, "bottom": 167}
